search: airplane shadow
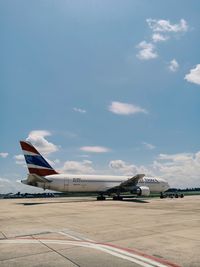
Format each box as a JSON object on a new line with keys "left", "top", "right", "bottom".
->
{"left": 18, "top": 202, "right": 50, "bottom": 206}
{"left": 16, "top": 198, "right": 149, "bottom": 206}
{"left": 16, "top": 199, "right": 97, "bottom": 206}
{"left": 122, "top": 198, "right": 149, "bottom": 203}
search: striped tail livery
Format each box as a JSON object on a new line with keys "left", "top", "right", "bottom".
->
{"left": 20, "top": 141, "right": 58, "bottom": 176}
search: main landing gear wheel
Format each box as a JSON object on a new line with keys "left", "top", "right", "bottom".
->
{"left": 96, "top": 195, "right": 106, "bottom": 201}
{"left": 113, "top": 195, "right": 123, "bottom": 201}
{"left": 160, "top": 192, "right": 165, "bottom": 199}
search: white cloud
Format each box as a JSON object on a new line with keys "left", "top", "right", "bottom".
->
{"left": 109, "top": 160, "right": 137, "bottom": 175}
{"left": 108, "top": 101, "right": 148, "bottom": 115}
{"left": 168, "top": 59, "right": 179, "bottom": 72}
{"left": 142, "top": 142, "right": 155, "bottom": 150}
{"left": 14, "top": 154, "right": 25, "bottom": 165}
{"left": 152, "top": 33, "right": 169, "bottom": 43}
{"left": 136, "top": 18, "right": 188, "bottom": 61}
{"left": 26, "top": 130, "right": 59, "bottom": 155}
{"left": 80, "top": 146, "right": 110, "bottom": 153}
{"left": 184, "top": 64, "right": 200, "bottom": 85}
{"left": 158, "top": 153, "right": 192, "bottom": 161}
{"left": 0, "top": 177, "right": 48, "bottom": 194}
{"left": 109, "top": 160, "right": 152, "bottom": 176}
{"left": 73, "top": 107, "right": 86, "bottom": 114}
{"left": 62, "top": 160, "right": 95, "bottom": 174}
{"left": 0, "top": 177, "right": 18, "bottom": 194}
{"left": 153, "top": 151, "right": 200, "bottom": 188}
{"left": 136, "top": 41, "right": 158, "bottom": 60}
{"left": 109, "top": 152, "right": 200, "bottom": 188}
{"left": 0, "top": 153, "right": 8, "bottom": 158}
{"left": 147, "top": 18, "right": 188, "bottom": 33}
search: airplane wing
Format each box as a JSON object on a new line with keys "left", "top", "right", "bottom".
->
{"left": 106, "top": 174, "right": 145, "bottom": 194}
{"left": 119, "top": 174, "right": 145, "bottom": 187}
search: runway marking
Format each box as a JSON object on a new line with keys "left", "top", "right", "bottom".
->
{"left": 0, "top": 238, "right": 181, "bottom": 267}
{"left": 0, "top": 231, "right": 7, "bottom": 239}
{"left": 32, "top": 235, "right": 80, "bottom": 267}
{"left": 59, "top": 230, "right": 94, "bottom": 242}
{"left": 58, "top": 231, "right": 181, "bottom": 267}
{"left": 58, "top": 231, "right": 82, "bottom": 241}
{"left": 99, "top": 243, "right": 181, "bottom": 267}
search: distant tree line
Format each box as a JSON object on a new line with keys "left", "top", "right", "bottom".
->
{"left": 167, "top": 188, "right": 200, "bottom": 192}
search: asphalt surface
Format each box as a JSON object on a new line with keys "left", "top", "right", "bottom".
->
{"left": 0, "top": 196, "right": 200, "bottom": 267}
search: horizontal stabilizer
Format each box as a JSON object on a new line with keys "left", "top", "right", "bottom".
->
{"left": 22, "top": 174, "right": 52, "bottom": 187}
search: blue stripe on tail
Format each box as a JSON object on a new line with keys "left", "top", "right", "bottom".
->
{"left": 24, "top": 155, "right": 53, "bottom": 169}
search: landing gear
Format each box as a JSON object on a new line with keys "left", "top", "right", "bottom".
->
{"left": 113, "top": 195, "right": 123, "bottom": 201}
{"left": 160, "top": 192, "right": 165, "bottom": 199}
{"left": 96, "top": 195, "right": 106, "bottom": 201}
{"left": 160, "top": 192, "right": 184, "bottom": 199}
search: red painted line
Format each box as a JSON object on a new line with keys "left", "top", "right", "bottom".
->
{"left": 16, "top": 236, "right": 182, "bottom": 267}
{"left": 28, "top": 167, "right": 58, "bottom": 176}
{"left": 100, "top": 243, "right": 182, "bottom": 267}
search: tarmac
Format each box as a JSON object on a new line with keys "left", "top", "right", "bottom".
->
{"left": 0, "top": 195, "right": 200, "bottom": 267}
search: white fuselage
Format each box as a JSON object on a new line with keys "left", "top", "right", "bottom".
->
{"left": 34, "top": 174, "right": 169, "bottom": 193}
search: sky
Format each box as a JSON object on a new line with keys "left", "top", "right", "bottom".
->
{"left": 1, "top": 0, "right": 200, "bottom": 193}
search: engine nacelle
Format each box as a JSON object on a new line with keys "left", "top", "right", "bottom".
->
{"left": 137, "top": 186, "right": 150, "bottom": 197}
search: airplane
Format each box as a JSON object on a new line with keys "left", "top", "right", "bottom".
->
{"left": 20, "top": 140, "right": 170, "bottom": 200}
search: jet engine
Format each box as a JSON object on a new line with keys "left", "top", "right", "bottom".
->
{"left": 129, "top": 186, "right": 150, "bottom": 196}
{"left": 136, "top": 186, "right": 150, "bottom": 196}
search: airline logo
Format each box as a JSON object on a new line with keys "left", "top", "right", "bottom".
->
{"left": 20, "top": 141, "right": 58, "bottom": 176}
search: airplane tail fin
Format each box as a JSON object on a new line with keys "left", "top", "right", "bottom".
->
{"left": 20, "top": 141, "right": 58, "bottom": 176}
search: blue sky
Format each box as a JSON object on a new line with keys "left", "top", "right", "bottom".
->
{"left": 1, "top": 0, "right": 200, "bottom": 192}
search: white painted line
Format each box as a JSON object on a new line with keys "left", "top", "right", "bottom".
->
{"left": 59, "top": 230, "right": 94, "bottom": 242}
{"left": 89, "top": 243, "right": 154, "bottom": 267}
{"left": 0, "top": 239, "right": 172, "bottom": 267}
{"left": 78, "top": 237, "right": 94, "bottom": 242}
{"left": 57, "top": 230, "right": 167, "bottom": 267}
{"left": 99, "top": 244, "right": 167, "bottom": 267}
{"left": 58, "top": 231, "right": 81, "bottom": 241}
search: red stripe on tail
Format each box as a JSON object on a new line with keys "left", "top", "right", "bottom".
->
{"left": 20, "top": 141, "right": 39, "bottom": 154}
{"left": 28, "top": 168, "right": 58, "bottom": 176}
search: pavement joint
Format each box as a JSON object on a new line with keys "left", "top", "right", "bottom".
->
{"left": 0, "top": 250, "right": 53, "bottom": 262}
{"left": 31, "top": 235, "right": 81, "bottom": 267}
{"left": 0, "top": 232, "right": 7, "bottom": 239}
